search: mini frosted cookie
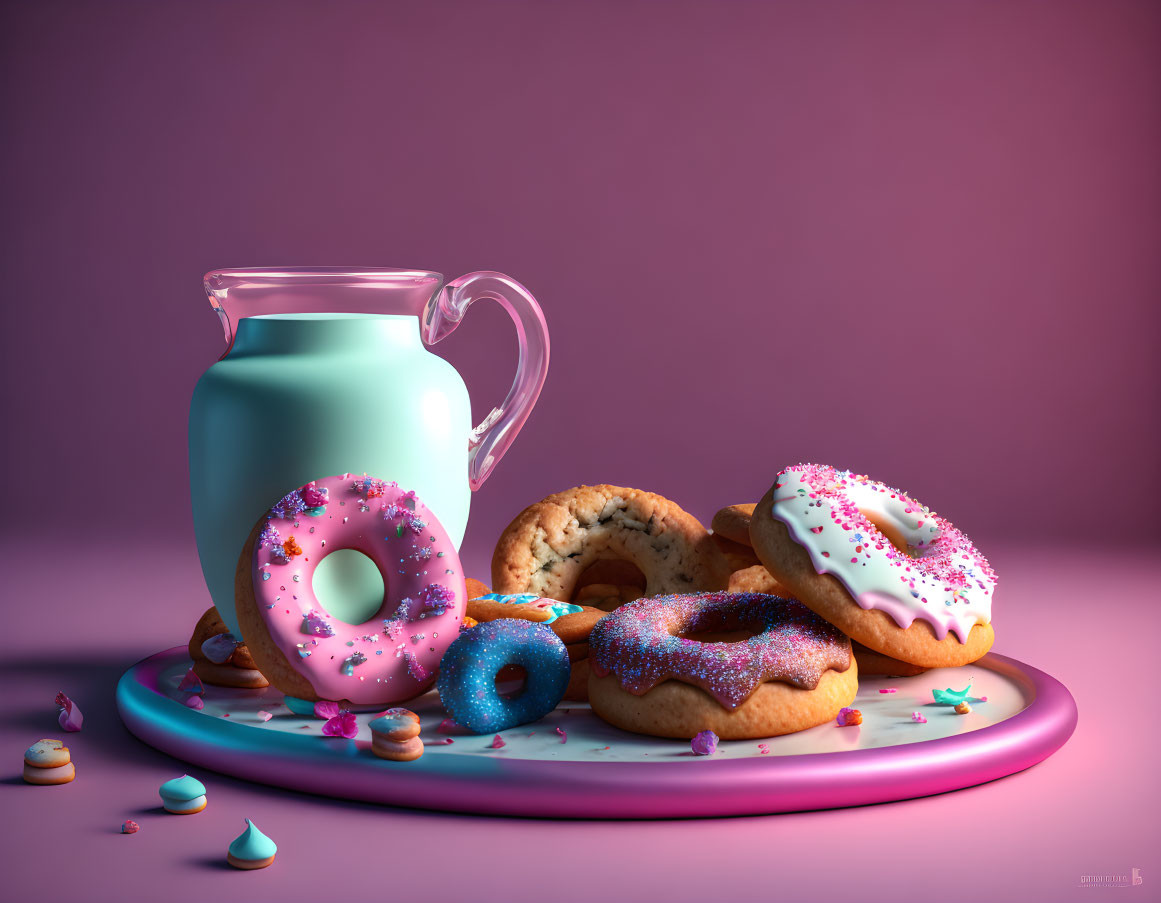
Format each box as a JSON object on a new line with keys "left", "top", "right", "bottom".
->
{"left": 22, "top": 739, "right": 75, "bottom": 785}
{"left": 369, "top": 708, "right": 424, "bottom": 762}
{"left": 711, "top": 503, "right": 756, "bottom": 546}
{"left": 188, "top": 607, "right": 269, "bottom": 689}
{"left": 727, "top": 564, "right": 793, "bottom": 596}
{"left": 159, "top": 775, "right": 207, "bottom": 814}
{"left": 465, "top": 593, "right": 607, "bottom": 701}
{"left": 750, "top": 465, "right": 996, "bottom": 669}
{"left": 492, "top": 485, "right": 731, "bottom": 609}
{"left": 588, "top": 592, "right": 856, "bottom": 739}
{"left": 228, "top": 819, "right": 277, "bottom": 870}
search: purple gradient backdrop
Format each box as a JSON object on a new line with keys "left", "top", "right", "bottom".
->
{"left": 2, "top": 0, "right": 1159, "bottom": 562}
{"left": 1, "top": 5, "right": 1160, "bottom": 899}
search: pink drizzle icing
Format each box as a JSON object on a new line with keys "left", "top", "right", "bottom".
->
{"left": 588, "top": 592, "right": 851, "bottom": 709}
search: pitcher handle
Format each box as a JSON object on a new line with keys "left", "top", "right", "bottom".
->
{"left": 421, "top": 271, "right": 549, "bottom": 491}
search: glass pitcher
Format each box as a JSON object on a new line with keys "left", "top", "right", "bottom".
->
{"left": 189, "top": 267, "right": 549, "bottom": 635}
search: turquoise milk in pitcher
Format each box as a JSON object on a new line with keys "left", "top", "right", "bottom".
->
{"left": 189, "top": 267, "right": 549, "bottom": 634}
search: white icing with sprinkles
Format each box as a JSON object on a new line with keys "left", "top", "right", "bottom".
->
{"left": 770, "top": 464, "right": 996, "bottom": 644}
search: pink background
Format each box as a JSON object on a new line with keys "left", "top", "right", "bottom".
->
{"left": 1, "top": 1, "right": 1158, "bottom": 901}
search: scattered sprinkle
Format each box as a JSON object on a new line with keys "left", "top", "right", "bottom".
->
{"left": 932, "top": 684, "right": 973, "bottom": 705}
{"left": 691, "top": 730, "right": 719, "bottom": 756}
{"left": 555, "top": 727, "right": 568, "bottom": 744}
{"left": 55, "top": 692, "right": 83, "bottom": 732}
{"left": 488, "top": 735, "right": 506, "bottom": 749}
{"left": 121, "top": 820, "right": 140, "bottom": 834}
{"left": 878, "top": 688, "right": 897, "bottom": 694}
{"left": 177, "top": 668, "right": 204, "bottom": 694}
{"left": 257, "top": 711, "right": 273, "bottom": 722}
{"left": 911, "top": 711, "right": 927, "bottom": 723}
{"left": 184, "top": 695, "right": 205, "bottom": 711}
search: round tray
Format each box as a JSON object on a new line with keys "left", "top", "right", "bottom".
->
{"left": 117, "top": 647, "right": 1076, "bottom": 818}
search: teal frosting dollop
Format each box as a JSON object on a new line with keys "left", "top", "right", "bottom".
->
{"left": 229, "top": 819, "right": 277, "bottom": 861}
{"left": 477, "top": 593, "right": 583, "bottom": 624}
{"left": 158, "top": 774, "right": 206, "bottom": 802}
{"left": 931, "top": 684, "right": 973, "bottom": 705}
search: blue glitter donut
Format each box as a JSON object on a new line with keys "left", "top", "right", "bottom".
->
{"left": 437, "top": 620, "right": 570, "bottom": 733}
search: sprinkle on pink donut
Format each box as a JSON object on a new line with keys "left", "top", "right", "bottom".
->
{"left": 588, "top": 592, "right": 851, "bottom": 709}
{"left": 252, "top": 474, "right": 465, "bottom": 705}
{"left": 770, "top": 464, "right": 996, "bottom": 643}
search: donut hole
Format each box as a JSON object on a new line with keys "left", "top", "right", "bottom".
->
{"left": 495, "top": 664, "right": 527, "bottom": 699}
{"left": 311, "top": 549, "right": 385, "bottom": 624}
{"left": 858, "top": 508, "right": 915, "bottom": 557}
{"left": 677, "top": 626, "right": 764, "bottom": 644}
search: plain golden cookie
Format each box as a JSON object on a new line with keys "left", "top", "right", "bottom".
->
{"left": 727, "top": 564, "right": 793, "bottom": 597}
{"left": 749, "top": 486, "right": 994, "bottom": 668}
{"left": 491, "top": 484, "right": 731, "bottom": 606}
{"left": 711, "top": 533, "right": 761, "bottom": 571}
{"left": 711, "top": 503, "right": 756, "bottom": 546}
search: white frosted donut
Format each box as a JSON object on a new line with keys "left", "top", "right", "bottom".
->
{"left": 768, "top": 464, "right": 996, "bottom": 643}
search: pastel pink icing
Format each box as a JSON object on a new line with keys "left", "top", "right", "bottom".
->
{"left": 252, "top": 474, "right": 465, "bottom": 705}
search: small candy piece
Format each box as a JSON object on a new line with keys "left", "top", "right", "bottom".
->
{"left": 878, "top": 688, "right": 897, "bottom": 694}
{"left": 184, "top": 695, "right": 205, "bottom": 711}
{"left": 121, "top": 820, "right": 140, "bottom": 834}
{"left": 159, "top": 775, "right": 207, "bottom": 814}
{"left": 321, "top": 711, "right": 358, "bottom": 739}
{"left": 911, "top": 712, "right": 928, "bottom": 723}
{"left": 201, "top": 632, "right": 239, "bottom": 664}
{"left": 177, "top": 668, "right": 204, "bottom": 694}
{"left": 488, "top": 735, "right": 506, "bottom": 749}
{"left": 257, "top": 711, "right": 273, "bottom": 722}
{"left": 555, "top": 727, "right": 568, "bottom": 744}
{"left": 691, "top": 730, "right": 719, "bottom": 756}
{"left": 227, "top": 818, "right": 277, "bottom": 870}
{"left": 55, "top": 692, "right": 83, "bottom": 732}
{"left": 836, "top": 707, "right": 862, "bottom": 726}
{"left": 932, "top": 684, "right": 972, "bottom": 705}
{"left": 436, "top": 718, "right": 459, "bottom": 733}
{"left": 425, "top": 737, "right": 454, "bottom": 746}
{"left": 954, "top": 701, "right": 972, "bottom": 715}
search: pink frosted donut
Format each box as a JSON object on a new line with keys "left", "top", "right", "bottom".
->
{"left": 236, "top": 474, "right": 465, "bottom": 706}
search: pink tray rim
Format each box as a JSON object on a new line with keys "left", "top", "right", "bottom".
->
{"left": 117, "top": 648, "right": 1076, "bottom": 819}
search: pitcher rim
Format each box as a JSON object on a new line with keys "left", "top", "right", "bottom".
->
{"left": 205, "top": 267, "right": 443, "bottom": 288}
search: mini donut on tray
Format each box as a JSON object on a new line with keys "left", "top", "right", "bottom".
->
{"left": 466, "top": 591, "right": 606, "bottom": 701}
{"left": 749, "top": 464, "right": 996, "bottom": 669}
{"left": 588, "top": 592, "right": 857, "bottom": 740}
{"left": 491, "top": 484, "right": 731, "bottom": 610}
